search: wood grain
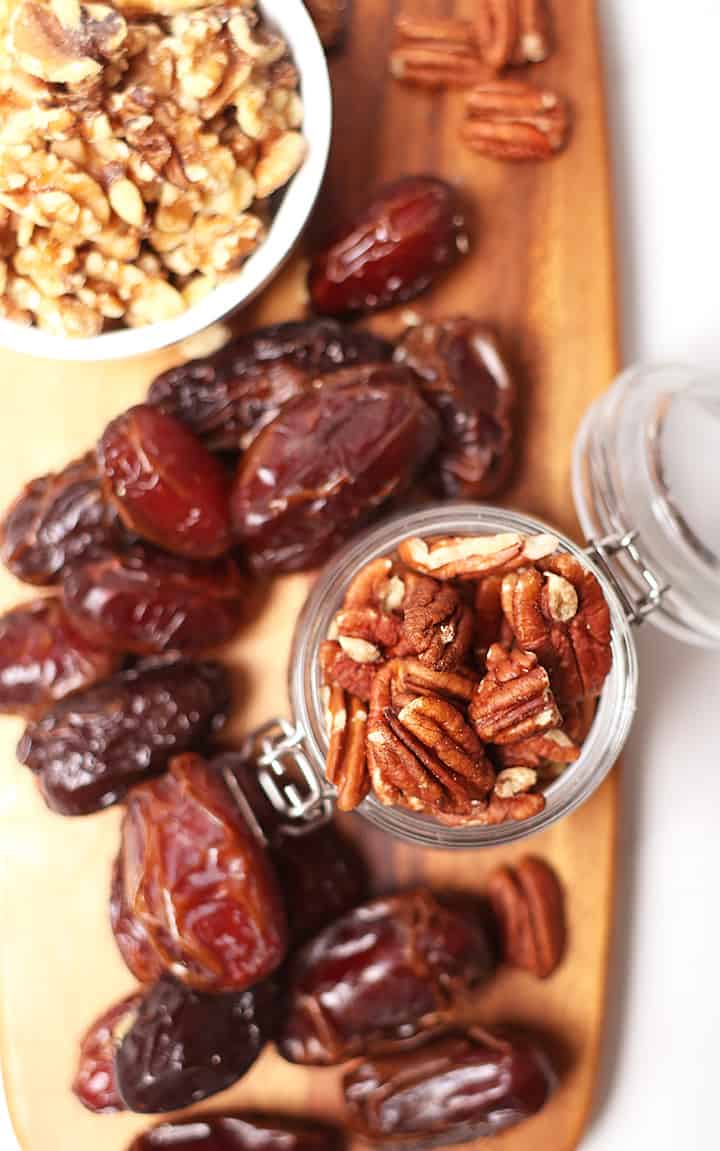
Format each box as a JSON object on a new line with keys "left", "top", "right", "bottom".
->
{"left": 0, "top": 1, "right": 618, "bottom": 1149}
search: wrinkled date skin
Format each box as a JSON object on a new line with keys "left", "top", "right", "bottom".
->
{"left": 117, "top": 753, "right": 287, "bottom": 991}
{"left": 0, "top": 452, "right": 120, "bottom": 585}
{"left": 129, "top": 1113, "right": 345, "bottom": 1151}
{"left": 278, "top": 889, "right": 495, "bottom": 1065}
{"left": 395, "top": 318, "right": 516, "bottom": 499}
{"left": 231, "top": 376, "right": 439, "bottom": 573}
{"left": 148, "top": 319, "right": 395, "bottom": 453}
{"left": 214, "top": 750, "right": 370, "bottom": 944}
{"left": 98, "top": 405, "right": 232, "bottom": 558}
{"left": 344, "top": 1028, "right": 556, "bottom": 1146}
{"left": 308, "top": 176, "right": 468, "bottom": 316}
{"left": 110, "top": 852, "right": 164, "bottom": 984}
{"left": 0, "top": 598, "right": 120, "bottom": 716}
{"left": 63, "top": 546, "right": 247, "bottom": 654}
{"left": 115, "top": 972, "right": 278, "bottom": 1114}
{"left": 17, "top": 659, "right": 230, "bottom": 815}
{"left": 72, "top": 993, "right": 142, "bottom": 1114}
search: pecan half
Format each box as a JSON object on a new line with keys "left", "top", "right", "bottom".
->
{"left": 487, "top": 856, "right": 565, "bottom": 977}
{"left": 398, "top": 532, "right": 558, "bottom": 581}
{"left": 324, "top": 684, "right": 369, "bottom": 811}
{"left": 474, "top": 0, "right": 517, "bottom": 70}
{"left": 367, "top": 660, "right": 491, "bottom": 814}
{"left": 320, "top": 639, "right": 377, "bottom": 702}
{"left": 509, "top": 0, "right": 552, "bottom": 66}
{"left": 344, "top": 556, "right": 406, "bottom": 614}
{"left": 390, "top": 16, "right": 486, "bottom": 89}
{"left": 496, "top": 726, "right": 580, "bottom": 769}
{"left": 437, "top": 790, "right": 545, "bottom": 827}
{"left": 469, "top": 644, "right": 561, "bottom": 744}
{"left": 400, "top": 571, "right": 474, "bottom": 671}
{"left": 463, "top": 81, "right": 570, "bottom": 161}
{"left": 502, "top": 553, "right": 612, "bottom": 704}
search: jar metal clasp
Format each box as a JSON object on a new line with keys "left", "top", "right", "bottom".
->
{"left": 237, "top": 715, "right": 335, "bottom": 834}
{"left": 584, "top": 530, "right": 669, "bottom": 624}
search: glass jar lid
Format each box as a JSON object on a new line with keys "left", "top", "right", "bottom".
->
{"left": 572, "top": 363, "right": 720, "bottom": 648}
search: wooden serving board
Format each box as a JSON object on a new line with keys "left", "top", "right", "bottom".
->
{"left": 0, "top": 2, "right": 618, "bottom": 1149}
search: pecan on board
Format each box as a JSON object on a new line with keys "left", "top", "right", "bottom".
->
{"left": 487, "top": 856, "right": 565, "bottom": 977}
{"left": 390, "top": 15, "right": 486, "bottom": 88}
{"left": 475, "top": 0, "right": 553, "bottom": 69}
{"left": 462, "top": 80, "right": 570, "bottom": 161}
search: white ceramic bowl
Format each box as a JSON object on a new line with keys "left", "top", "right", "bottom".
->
{"left": 0, "top": 0, "right": 332, "bottom": 362}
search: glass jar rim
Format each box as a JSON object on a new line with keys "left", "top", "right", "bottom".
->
{"left": 288, "top": 502, "right": 638, "bottom": 849}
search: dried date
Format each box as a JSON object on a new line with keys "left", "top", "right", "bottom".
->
{"left": 72, "top": 993, "right": 142, "bottom": 1114}
{"left": 0, "top": 453, "right": 120, "bottom": 585}
{"left": 278, "top": 889, "right": 495, "bottom": 1065}
{"left": 17, "top": 659, "right": 230, "bottom": 815}
{"left": 110, "top": 852, "right": 164, "bottom": 984}
{"left": 395, "top": 318, "right": 515, "bottom": 498}
{"left": 129, "top": 1113, "right": 344, "bottom": 1151}
{"left": 148, "top": 320, "right": 394, "bottom": 453}
{"left": 62, "top": 546, "right": 246, "bottom": 654}
{"left": 115, "top": 972, "right": 277, "bottom": 1114}
{"left": 0, "top": 598, "right": 120, "bottom": 716}
{"left": 309, "top": 176, "right": 468, "bottom": 315}
{"left": 98, "top": 405, "right": 232, "bottom": 558}
{"left": 116, "top": 753, "right": 287, "bottom": 990}
{"left": 231, "top": 377, "right": 439, "bottom": 573}
{"left": 344, "top": 1027, "right": 556, "bottom": 1144}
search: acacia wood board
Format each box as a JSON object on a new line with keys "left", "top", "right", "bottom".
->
{"left": 0, "top": 2, "right": 618, "bottom": 1149}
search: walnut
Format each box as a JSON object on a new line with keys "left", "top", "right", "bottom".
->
{"left": 397, "top": 531, "right": 559, "bottom": 580}
{"left": 501, "top": 553, "right": 612, "bottom": 704}
{"left": 469, "top": 644, "right": 561, "bottom": 744}
{"left": 9, "top": 0, "right": 127, "bottom": 85}
{"left": 324, "top": 684, "right": 369, "bottom": 812}
{"left": 366, "top": 660, "right": 493, "bottom": 815}
{"left": 400, "top": 570, "right": 474, "bottom": 671}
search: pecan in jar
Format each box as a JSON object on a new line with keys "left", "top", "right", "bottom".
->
{"left": 129, "top": 1114, "right": 345, "bottom": 1151}
{"left": 62, "top": 545, "right": 247, "bottom": 654}
{"left": 0, "top": 597, "right": 120, "bottom": 716}
{"left": 98, "top": 404, "right": 232, "bottom": 558}
{"left": 324, "top": 685, "right": 370, "bottom": 811}
{"left": 72, "top": 993, "right": 142, "bottom": 1115}
{"left": 308, "top": 176, "right": 469, "bottom": 316}
{"left": 17, "top": 658, "right": 230, "bottom": 815}
{"left": 487, "top": 855, "right": 565, "bottom": 977}
{"left": 116, "top": 753, "right": 287, "bottom": 991}
{"left": 114, "top": 972, "right": 278, "bottom": 1114}
{"left": 395, "top": 318, "right": 515, "bottom": 498}
{"left": 0, "top": 452, "right": 120, "bottom": 585}
{"left": 231, "top": 376, "right": 439, "bottom": 574}
{"left": 398, "top": 531, "right": 558, "bottom": 581}
{"left": 148, "top": 319, "right": 394, "bottom": 453}
{"left": 501, "top": 552, "right": 612, "bottom": 704}
{"left": 344, "top": 1026, "right": 556, "bottom": 1143}
{"left": 277, "top": 889, "right": 495, "bottom": 1065}
{"left": 469, "top": 643, "right": 561, "bottom": 744}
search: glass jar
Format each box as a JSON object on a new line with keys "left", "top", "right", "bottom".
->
{"left": 246, "top": 363, "right": 720, "bottom": 850}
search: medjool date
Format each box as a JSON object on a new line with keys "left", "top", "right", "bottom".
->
{"left": 72, "top": 993, "right": 142, "bottom": 1115}
{"left": 17, "top": 659, "right": 229, "bottom": 815}
{"left": 129, "top": 1114, "right": 344, "bottom": 1151}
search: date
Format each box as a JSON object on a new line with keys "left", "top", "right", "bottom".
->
{"left": 129, "top": 1113, "right": 344, "bottom": 1151}
{"left": 395, "top": 318, "right": 515, "bottom": 498}
{"left": 0, "top": 453, "right": 120, "bottom": 585}
{"left": 344, "top": 1027, "right": 556, "bottom": 1144}
{"left": 148, "top": 319, "right": 394, "bottom": 453}
{"left": 115, "top": 972, "right": 277, "bottom": 1114}
{"left": 231, "top": 376, "right": 439, "bottom": 573}
{"left": 110, "top": 852, "right": 164, "bottom": 984}
{"left": 17, "top": 659, "right": 230, "bottom": 815}
{"left": 72, "top": 993, "right": 142, "bottom": 1114}
{"left": 278, "top": 889, "right": 495, "bottom": 1065}
{"left": 62, "top": 546, "right": 247, "bottom": 654}
{"left": 309, "top": 176, "right": 468, "bottom": 315}
{"left": 98, "top": 405, "right": 232, "bottom": 558}
{"left": 0, "top": 598, "right": 120, "bottom": 716}
{"left": 117, "top": 753, "right": 287, "bottom": 990}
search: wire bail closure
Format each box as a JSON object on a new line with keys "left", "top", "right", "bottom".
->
{"left": 247, "top": 716, "right": 335, "bottom": 834}
{"left": 585, "top": 530, "right": 669, "bottom": 624}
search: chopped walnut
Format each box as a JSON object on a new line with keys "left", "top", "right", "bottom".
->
{"left": 0, "top": 0, "right": 305, "bottom": 334}
{"left": 469, "top": 643, "right": 561, "bottom": 744}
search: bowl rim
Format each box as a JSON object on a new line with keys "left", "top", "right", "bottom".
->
{"left": 0, "top": 0, "right": 332, "bottom": 363}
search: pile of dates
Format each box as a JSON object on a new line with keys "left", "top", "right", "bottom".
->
{"left": 321, "top": 529, "right": 612, "bottom": 822}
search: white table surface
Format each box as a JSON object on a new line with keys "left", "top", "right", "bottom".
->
{"left": 2, "top": 1, "right": 720, "bottom": 1148}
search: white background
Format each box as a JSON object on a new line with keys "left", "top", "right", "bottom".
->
{"left": 2, "top": 1, "right": 720, "bottom": 1147}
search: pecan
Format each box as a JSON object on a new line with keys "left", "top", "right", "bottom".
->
{"left": 324, "top": 684, "right": 369, "bottom": 811}
{"left": 437, "top": 790, "right": 545, "bottom": 827}
{"left": 375, "top": 658, "right": 478, "bottom": 710}
{"left": 320, "top": 639, "right": 377, "bottom": 702}
{"left": 473, "top": 573, "right": 514, "bottom": 663}
{"left": 462, "top": 81, "right": 570, "bottom": 161}
{"left": 400, "top": 571, "right": 474, "bottom": 671}
{"left": 563, "top": 697, "right": 597, "bottom": 744}
{"left": 494, "top": 766, "right": 537, "bottom": 797}
{"left": 390, "top": 16, "right": 486, "bottom": 89}
{"left": 501, "top": 553, "right": 612, "bottom": 704}
{"left": 397, "top": 532, "right": 558, "bottom": 581}
{"left": 487, "top": 856, "right": 565, "bottom": 977}
{"left": 474, "top": 0, "right": 517, "bottom": 70}
{"left": 511, "top": 0, "right": 553, "bottom": 65}
{"left": 344, "top": 556, "right": 406, "bottom": 614}
{"left": 366, "top": 660, "right": 491, "bottom": 814}
{"left": 469, "top": 644, "right": 561, "bottom": 744}
{"left": 496, "top": 726, "right": 580, "bottom": 769}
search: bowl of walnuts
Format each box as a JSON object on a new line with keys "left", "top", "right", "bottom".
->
{"left": 0, "top": 0, "right": 331, "bottom": 360}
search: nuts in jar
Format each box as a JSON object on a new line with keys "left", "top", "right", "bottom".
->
{"left": 0, "top": 0, "right": 306, "bottom": 336}
{"left": 319, "top": 530, "right": 613, "bottom": 824}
